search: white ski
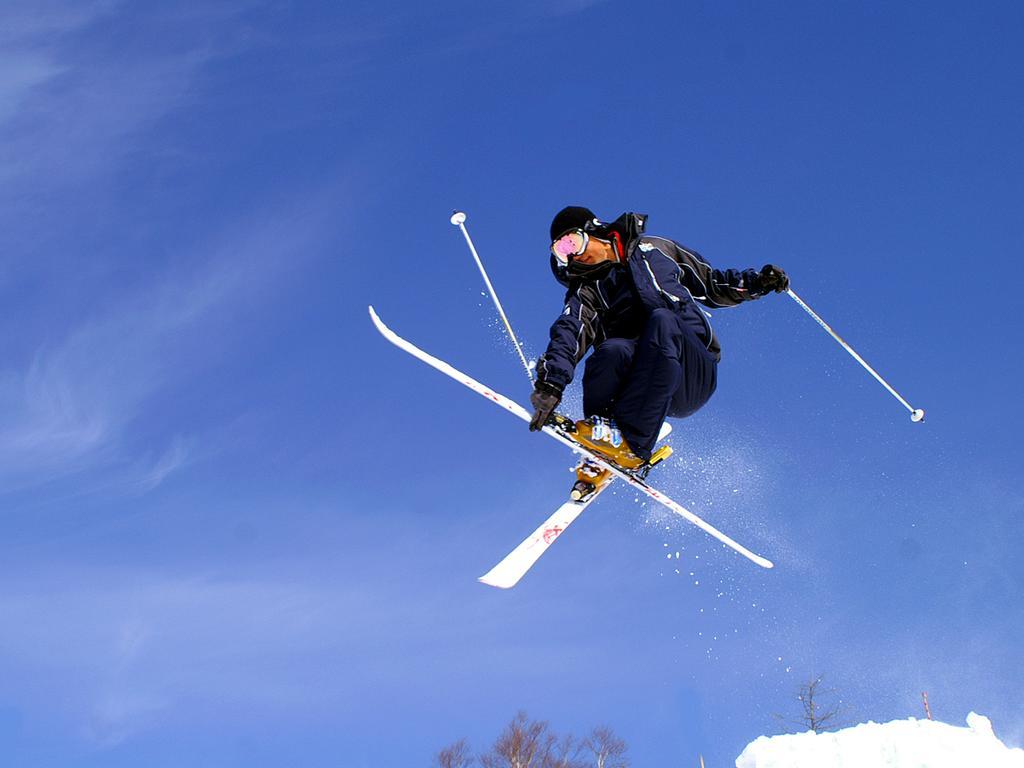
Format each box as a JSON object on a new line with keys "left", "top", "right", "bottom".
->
{"left": 479, "top": 491, "right": 605, "bottom": 589}
{"left": 481, "top": 421, "right": 673, "bottom": 587}
{"left": 368, "top": 306, "right": 774, "bottom": 571}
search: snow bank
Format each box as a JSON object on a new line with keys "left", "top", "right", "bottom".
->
{"left": 736, "top": 712, "right": 1024, "bottom": 768}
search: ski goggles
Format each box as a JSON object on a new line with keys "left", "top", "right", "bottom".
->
{"left": 551, "top": 229, "right": 589, "bottom": 265}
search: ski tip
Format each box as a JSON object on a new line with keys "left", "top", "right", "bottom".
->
{"left": 367, "top": 304, "right": 389, "bottom": 335}
{"left": 478, "top": 575, "right": 515, "bottom": 589}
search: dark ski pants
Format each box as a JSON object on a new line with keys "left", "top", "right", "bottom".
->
{"left": 582, "top": 308, "right": 717, "bottom": 459}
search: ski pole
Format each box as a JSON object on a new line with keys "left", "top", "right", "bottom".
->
{"left": 786, "top": 288, "right": 925, "bottom": 423}
{"left": 450, "top": 210, "right": 535, "bottom": 385}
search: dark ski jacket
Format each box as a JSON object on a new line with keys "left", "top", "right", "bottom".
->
{"left": 536, "top": 213, "right": 770, "bottom": 394}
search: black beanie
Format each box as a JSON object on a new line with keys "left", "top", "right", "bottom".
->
{"left": 549, "top": 206, "right": 602, "bottom": 241}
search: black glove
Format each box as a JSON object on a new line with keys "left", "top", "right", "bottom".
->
{"left": 529, "top": 381, "right": 562, "bottom": 431}
{"left": 759, "top": 264, "right": 790, "bottom": 294}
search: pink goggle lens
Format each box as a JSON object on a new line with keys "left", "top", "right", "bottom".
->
{"left": 551, "top": 231, "right": 588, "bottom": 264}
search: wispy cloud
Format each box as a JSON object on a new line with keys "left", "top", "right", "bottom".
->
{"left": 0, "top": 0, "right": 114, "bottom": 43}
{"left": 132, "top": 435, "right": 193, "bottom": 494}
{"left": 0, "top": 2, "right": 262, "bottom": 282}
{"left": 0, "top": 192, "right": 341, "bottom": 494}
{"left": 0, "top": 1, "right": 353, "bottom": 495}
{"left": 0, "top": 565, "right": 393, "bottom": 745}
{"left": 0, "top": 52, "right": 66, "bottom": 125}
{"left": 535, "top": 0, "right": 613, "bottom": 17}
{"left": 0, "top": 6, "right": 209, "bottom": 189}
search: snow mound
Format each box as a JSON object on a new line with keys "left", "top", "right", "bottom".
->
{"left": 736, "top": 712, "right": 1024, "bottom": 768}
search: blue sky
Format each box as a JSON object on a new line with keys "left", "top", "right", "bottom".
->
{"left": 2, "top": 1, "right": 1022, "bottom": 766}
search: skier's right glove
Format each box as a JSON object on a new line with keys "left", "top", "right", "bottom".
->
{"left": 758, "top": 264, "right": 790, "bottom": 294}
{"left": 529, "top": 381, "right": 562, "bottom": 431}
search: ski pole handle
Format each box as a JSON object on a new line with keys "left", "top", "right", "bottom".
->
{"left": 450, "top": 211, "right": 535, "bottom": 385}
{"left": 786, "top": 288, "right": 925, "bottom": 423}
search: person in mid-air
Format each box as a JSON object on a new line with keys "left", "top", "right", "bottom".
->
{"left": 529, "top": 206, "right": 789, "bottom": 469}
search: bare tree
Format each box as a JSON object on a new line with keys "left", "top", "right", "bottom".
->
{"left": 550, "top": 732, "right": 584, "bottom": 768}
{"left": 774, "top": 675, "right": 846, "bottom": 733}
{"left": 437, "top": 712, "right": 628, "bottom": 768}
{"left": 581, "top": 726, "right": 629, "bottom": 768}
{"left": 436, "top": 738, "right": 474, "bottom": 768}
{"left": 479, "top": 712, "right": 585, "bottom": 768}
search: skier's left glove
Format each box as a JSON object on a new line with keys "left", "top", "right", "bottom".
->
{"left": 758, "top": 264, "right": 790, "bottom": 294}
{"left": 529, "top": 381, "right": 562, "bottom": 431}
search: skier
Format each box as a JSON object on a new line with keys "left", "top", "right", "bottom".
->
{"left": 529, "top": 206, "right": 789, "bottom": 469}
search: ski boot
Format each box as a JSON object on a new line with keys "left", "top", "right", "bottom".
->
{"left": 570, "top": 416, "right": 645, "bottom": 470}
{"left": 570, "top": 459, "right": 613, "bottom": 501}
